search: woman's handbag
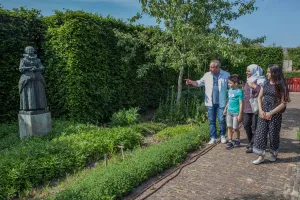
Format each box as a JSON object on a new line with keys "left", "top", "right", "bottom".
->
{"left": 249, "top": 88, "right": 258, "bottom": 114}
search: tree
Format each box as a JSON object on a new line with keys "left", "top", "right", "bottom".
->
{"left": 117, "top": 0, "right": 265, "bottom": 103}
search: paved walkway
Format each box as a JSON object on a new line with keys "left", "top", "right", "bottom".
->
{"left": 138, "top": 93, "right": 300, "bottom": 200}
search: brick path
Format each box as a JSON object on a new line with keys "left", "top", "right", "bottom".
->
{"left": 136, "top": 93, "right": 300, "bottom": 200}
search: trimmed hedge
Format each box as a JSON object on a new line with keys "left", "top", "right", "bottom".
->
{"left": 42, "top": 10, "right": 178, "bottom": 123}
{"left": 287, "top": 48, "right": 300, "bottom": 70}
{"left": 0, "top": 7, "right": 45, "bottom": 122}
{"left": 0, "top": 8, "right": 177, "bottom": 123}
{"left": 224, "top": 47, "right": 283, "bottom": 80}
{"left": 54, "top": 123, "right": 210, "bottom": 200}
{"left": 284, "top": 72, "right": 300, "bottom": 78}
{"left": 0, "top": 123, "right": 144, "bottom": 199}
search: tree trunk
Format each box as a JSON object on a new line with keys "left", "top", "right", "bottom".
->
{"left": 176, "top": 66, "right": 184, "bottom": 104}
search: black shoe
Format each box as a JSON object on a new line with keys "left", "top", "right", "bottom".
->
{"left": 246, "top": 148, "right": 253, "bottom": 153}
{"left": 246, "top": 143, "right": 251, "bottom": 149}
{"left": 233, "top": 140, "right": 240, "bottom": 148}
{"left": 226, "top": 142, "right": 234, "bottom": 150}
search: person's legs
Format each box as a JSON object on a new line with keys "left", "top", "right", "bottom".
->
{"left": 268, "top": 115, "right": 282, "bottom": 161}
{"left": 207, "top": 105, "right": 217, "bottom": 140}
{"left": 217, "top": 106, "right": 226, "bottom": 137}
{"left": 250, "top": 113, "right": 258, "bottom": 147}
{"left": 243, "top": 113, "right": 252, "bottom": 144}
{"left": 226, "top": 113, "right": 234, "bottom": 149}
{"left": 253, "top": 117, "right": 269, "bottom": 164}
{"left": 232, "top": 114, "right": 240, "bottom": 147}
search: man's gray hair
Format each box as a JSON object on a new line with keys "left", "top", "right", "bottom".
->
{"left": 211, "top": 59, "right": 221, "bottom": 68}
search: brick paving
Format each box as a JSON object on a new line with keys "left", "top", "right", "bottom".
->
{"left": 135, "top": 93, "right": 300, "bottom": 200}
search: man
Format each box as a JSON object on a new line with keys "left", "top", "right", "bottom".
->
{"left": 186, "top": 60, "right": 229, "bottom": 144}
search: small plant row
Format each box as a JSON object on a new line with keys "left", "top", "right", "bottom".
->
{"left": 53, "top": 123, "right": 210, "bottom": 200}
{"left": 0, "top": 121, "right": 166, "bottom": 199}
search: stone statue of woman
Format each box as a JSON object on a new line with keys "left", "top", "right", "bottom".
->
{"left": 19, "top": 46, "right": 47, "bottom": 111}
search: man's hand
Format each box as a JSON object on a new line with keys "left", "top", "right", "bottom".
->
{"left": 223, "top": 109, "right": 227, "bottom": 116}
{"left": 185, "top": 79, "right": 192, "bottom": 85}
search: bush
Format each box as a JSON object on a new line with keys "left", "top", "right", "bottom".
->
{"left": 287, "top": 48, "right": 300, "bottom": 70}
{"left": 284, "top": 72, "right": 300, "bottom": 78}
{"left": 111, "top": 107, "right": 140, "bottom": 127}
{"left": 54, "top": 123, "right": 210, "bottom": 200}
{"left": 131, "top": 122, "right": 168, "bottom": 136}
{"left": 155, "top": 124, "right": 198, "bottom": 141}
{"left": 0, "top": 123, "right": 19, "bottom": 152}
{"left": 0, "top": 7, "right": 45, "bottom": 123}
{"left": 297, "top": 129, "right": 300, "bottom": 141}
{"left": 0, "top": 122, "right": 143, "bottom": 199}
{"left": 223, "top": 47, "right": 283, "bottom": 81}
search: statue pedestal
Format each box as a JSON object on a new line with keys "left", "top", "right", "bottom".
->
{"left": 18, "top": 110, "right": 52, "bottom": 138}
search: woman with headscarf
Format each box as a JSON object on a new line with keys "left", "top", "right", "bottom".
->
{"left": 243, "top": 64, "right": 266, "bottom": 153}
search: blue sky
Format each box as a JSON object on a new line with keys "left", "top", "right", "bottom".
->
{"left": 1, "top": 0, "right": 300, "bottom": 47}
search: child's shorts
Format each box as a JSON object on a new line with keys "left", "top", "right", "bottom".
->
{"left": 226, "top": 112, "right": 240, "bottom": 130}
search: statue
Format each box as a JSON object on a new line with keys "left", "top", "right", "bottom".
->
{"left": 19, "top": 46, "right": 47, "bottom": 111}
{"left": 18, "top": 46, "right": 52, "bottom": 138}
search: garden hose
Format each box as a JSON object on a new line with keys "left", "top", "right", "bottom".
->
{"left": 131, "top": 141, "right": 220, "bottom": 200}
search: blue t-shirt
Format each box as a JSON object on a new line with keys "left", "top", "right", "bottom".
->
{"left": 227, "top": 88, "right": 243, "bottom": 114}
{"left": 212, "top": 73, "right": 219, "bottom": 104}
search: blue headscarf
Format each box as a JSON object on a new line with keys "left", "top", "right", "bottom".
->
{"left": 247, "top": 64, "right": 266, "bottom": 86}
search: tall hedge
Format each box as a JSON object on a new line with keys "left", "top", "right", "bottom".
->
{"left": 0, "top": 8, "right": 177, "bottom": 123}
{"left": 0, "top": 7, "right": 45, "bottom": 122}
{"left": 224, "top": 47, "right": 283, "bottom": 80}
{"left": 287, "top": 47, "right": 300, "bottom": 70}
{"left": 43, "top": 10, "right": 177, "bottom": 122}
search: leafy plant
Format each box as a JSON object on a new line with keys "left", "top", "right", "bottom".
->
{"left": 155, "top": 124, "right": 198, "bottom": 141}
{"left": 111, "top": 107, "right": 140, "bottom": 127}
{"left": 154, "top": 87, "right": 207, "bottom": 124}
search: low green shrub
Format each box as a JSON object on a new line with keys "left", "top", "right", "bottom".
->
{"left": 297, "top": 129, "right": 300, "bottom": 141}
{"left": 284, "top": 72, "right": 300, "bottom": 78}
{"left": 0, "top": 123, "right": 19, "bottom": 152}
{"left": 155, "top": 124, "right": 198, "bottom": 141}
{"left": 54, "top": 123, "right": 209, "bottom": 200}
{"left": 131, "top": 122, "right": 168, "bottom": 136}
{"left": 111, "top": 107, "right": 140, "bottom": 127}
{"left": 0, "top": 124, "right": 143, "bottom": 199}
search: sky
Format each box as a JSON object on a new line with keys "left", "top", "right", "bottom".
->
{"left": 1, "top": 0, "right": 300, "bottom": 47}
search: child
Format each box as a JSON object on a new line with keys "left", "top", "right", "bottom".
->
{"left": 223, "top": 74, "right": 243, "bottom": 150}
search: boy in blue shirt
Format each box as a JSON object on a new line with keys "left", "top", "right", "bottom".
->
{"left": 223, "top": 74, "right": 243, "bottom": 149}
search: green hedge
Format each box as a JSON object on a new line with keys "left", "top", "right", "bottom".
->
{"left": 0, "top": 123, "right": 144, "bottom": 199}
{"left": 54, "top": 123, "right": 210, "bottom": 200}
{"left": 0, "top": 8, "right": 177, "bottom": 123}
{"left": 287, "top": 48, "right": 300, "bottom": 70}
{"left": 284, "top": 72, "right": 300, "bottom": 78}
{"left": 43, "top": 10, "right": 177, "bottom": 122}
{"left": 0, "top": 7, "right": 45, "bottom": 122}
{"left": 224, "top": 47, "right": 283, "bottom": 80}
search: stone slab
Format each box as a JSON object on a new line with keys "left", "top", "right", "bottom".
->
{"left": 19, "top": 111, "right": 52, "bottom": 138}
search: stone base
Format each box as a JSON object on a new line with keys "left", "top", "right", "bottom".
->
{"left": 18, "top": 111, "right": 52, "bottom": 138}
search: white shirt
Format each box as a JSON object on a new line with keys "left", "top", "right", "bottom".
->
{"left": 196, "top": 69, "right": 230, "bottom": 108}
